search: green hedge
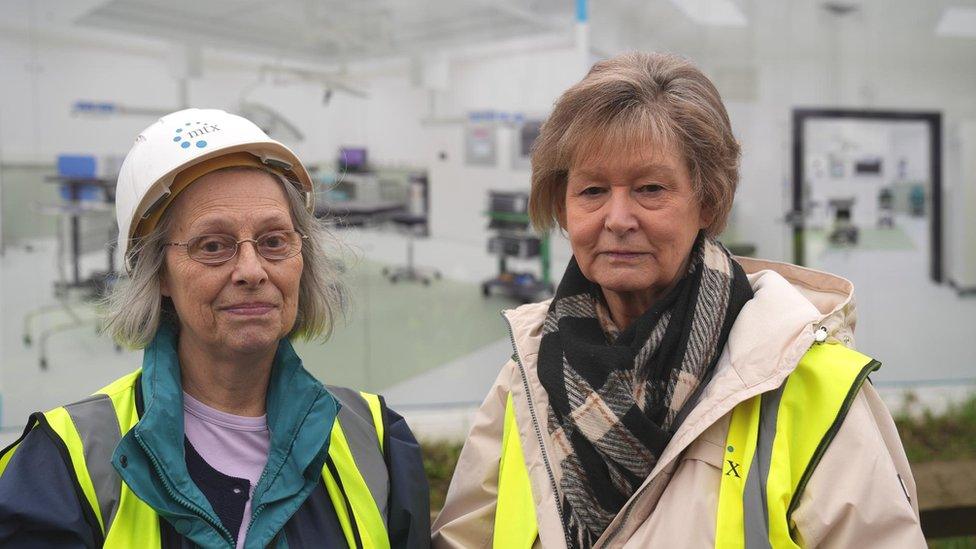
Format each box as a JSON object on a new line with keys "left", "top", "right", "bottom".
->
{"left": 894, "top": 392, "right": 976, "bottom": 463}
{"left": 421, "top": 440, "right": 464, "bottom": 513}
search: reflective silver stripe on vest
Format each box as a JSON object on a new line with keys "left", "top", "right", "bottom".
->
{"left": 64, "top": 394, "right": 123, "bottom": 534}
{"left": 327, "top": 386, "right": 389, "bottom": 523}
{"left": 742, "top": 382, "right": 786, "bottom": 549}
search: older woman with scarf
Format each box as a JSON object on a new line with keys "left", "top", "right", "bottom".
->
{"left": 432, "top": 53, "right": 925, "bottom": 548}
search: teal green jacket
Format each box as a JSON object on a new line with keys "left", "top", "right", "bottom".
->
{"left": 113, "top": 322, "right": 339, "bottom": 547}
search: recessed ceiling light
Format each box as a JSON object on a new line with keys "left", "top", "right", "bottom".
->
{"left": 822, "top": 1, "right": 860, "bottom": 16}
{"left": 668, "top": 0, "right": 748, "bottom": 27}
{"left": 936, "top": 6, "right": 976, "bottom": 38}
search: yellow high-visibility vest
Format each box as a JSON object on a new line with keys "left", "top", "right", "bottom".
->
{"left": 493, "top": 342, "right": 879, "bottom": 548}
{"left": 0, "top": 371, "right": 391, "bottom": 549}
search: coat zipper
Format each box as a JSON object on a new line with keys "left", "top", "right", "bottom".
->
{"left": 133, "top": 431, "right": 236, "bottom": 547}
{"left": 244, "top": 466, "right": 273, "bottom": 545}
{"left": 245, "top": 387, "right": 328, "bottom": 548}
{"left": 598, "top": 467, "right": 649, "bottom": 545}
{"left": 503, "top": 314, "right": 574, "bottom": 549}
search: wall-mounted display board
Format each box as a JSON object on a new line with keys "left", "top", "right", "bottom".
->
{"left": 465, "top": 112, "right": 498, "bottom": 167}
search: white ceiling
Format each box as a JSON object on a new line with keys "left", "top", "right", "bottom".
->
{"left": 72, "top": 0, "right": 576, "bottom": 63}
{"left": 2, "top": 0, "right": 975, "bottom": 68}
{"left": 590, "top": 0, "right": 976, "bottom": 64}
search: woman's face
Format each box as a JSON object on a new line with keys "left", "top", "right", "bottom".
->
{"left": 160, "top": 169, "right": 302, "bottom": 357}
{"left": 564, "top": 141, "right": 709, "bottom": 303}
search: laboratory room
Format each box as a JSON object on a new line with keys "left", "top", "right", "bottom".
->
{"left": 0, "top": 0, "right": 974, "bottom": 547}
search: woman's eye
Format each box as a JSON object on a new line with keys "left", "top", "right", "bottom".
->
{"left": 580, "top": 186, "right": 605, "bottom": 196}
{"left": 637, "top": 184, "right": 663, "bottom": 193}
{"left": 201, "top": 239, "right": 228, "bottom": 252}
{"left": 263, "top": 236, "right": 285, "bottom": 249}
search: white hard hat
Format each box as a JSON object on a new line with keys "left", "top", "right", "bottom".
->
{"left": 115, "top": 108, "right": 314, "bottom": 272}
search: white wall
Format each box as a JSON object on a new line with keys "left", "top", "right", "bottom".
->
{"left": 0, "top": 33, "right": 177, "bottom": 163}
{"left": 949, "top": 120, "right": 976, "bottom": 290}
{"left": 423, "top": 48, "right": 583, "bottom": 268}
{"left": 709, "top": 50, "right": 976, "bottom": 265}
{"left": 0, "top": 30, "right": 374, "bottom": 167}
{"left": 1, "top": 17, "right": 974, "bottom": 276}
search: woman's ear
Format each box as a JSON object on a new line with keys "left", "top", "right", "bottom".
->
{"left": 555, "top": 182, "right": 568, "bottom": 230}
{"left": 699, "top": 203, "right": 716, "bottom": 232}
{"left": 160, "top": 269, "right": 171, "bottom": 297}
{"left": 556, "top": 201, "right": 567, "bottom": 230}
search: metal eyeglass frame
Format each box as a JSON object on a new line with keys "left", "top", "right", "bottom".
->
{"left": 165, "top": 230, "right": 308, "bottom": 265}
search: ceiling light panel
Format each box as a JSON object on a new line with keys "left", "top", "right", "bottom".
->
{"left": 936, "top": 6, "right": 976, "bottom": 38}
{"left": 668, "top": 0, "right": 748, "bottom": 27}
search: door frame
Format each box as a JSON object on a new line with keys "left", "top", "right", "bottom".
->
{"left": 791, "top": 108, "right": 943, "bottom": 282}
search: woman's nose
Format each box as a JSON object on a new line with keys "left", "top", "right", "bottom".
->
{"left": 604, "top": 190, "right": 639, "bottom": 234}
{"left": 231, "top": 240, "right": 268, "bottom": 286}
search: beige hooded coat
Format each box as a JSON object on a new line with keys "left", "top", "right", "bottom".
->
{"left": 432, "top": 258, "right": 926, "bottom": 548}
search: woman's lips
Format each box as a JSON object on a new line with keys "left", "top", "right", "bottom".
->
{"left": 602, "top": 251, "right": 648, "bottom": 261}
{"left": 221, "top": 303, "right": 276, "bottom": 316}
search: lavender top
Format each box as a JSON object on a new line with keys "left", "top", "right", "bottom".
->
{"left": 183, "top": 392, "right": 270, "bottom": 548}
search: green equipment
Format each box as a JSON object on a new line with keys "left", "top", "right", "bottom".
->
{"left": 481, "top": 191, "right": 553, "bottom": 303}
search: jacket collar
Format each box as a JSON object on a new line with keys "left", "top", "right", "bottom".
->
{"left": 112, "top": 322, "right": 339, "bottom": 548}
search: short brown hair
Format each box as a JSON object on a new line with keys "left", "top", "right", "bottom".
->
{"left": 529, "top": 52, "right": 740, "bottom": 236}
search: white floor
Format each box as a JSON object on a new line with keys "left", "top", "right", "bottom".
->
{"left": 381, "top": 338, "right": 512, "bottom": 441}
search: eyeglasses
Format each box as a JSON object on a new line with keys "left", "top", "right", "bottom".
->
{"left": 166, "top": 230, "right": 308, "bottom": 265}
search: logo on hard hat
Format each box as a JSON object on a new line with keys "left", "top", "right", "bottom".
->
{"left": 172, "top": 121, "right": 221, "bottom": 150}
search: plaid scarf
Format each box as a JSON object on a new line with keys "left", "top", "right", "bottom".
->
{"left": 537, "top": 234, "right": 754, "bottom": 548}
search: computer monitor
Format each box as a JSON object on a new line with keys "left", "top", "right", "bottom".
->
{"left": 338, "top": 147, "right": 368, "bottom": 172}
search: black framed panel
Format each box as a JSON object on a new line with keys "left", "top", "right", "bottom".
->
{"left": 791, "top": 108, "right": 943, "bottom": 283}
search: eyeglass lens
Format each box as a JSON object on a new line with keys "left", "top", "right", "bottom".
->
{"left": 187, "top": 231, "right": 303, "bottom": 264}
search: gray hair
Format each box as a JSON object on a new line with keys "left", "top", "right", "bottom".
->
{"left": 102, "top": 167, "right": 347, "bottom": 349}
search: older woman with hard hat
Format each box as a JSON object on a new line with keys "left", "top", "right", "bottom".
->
{"left": 0, "top": 109, "right": 430, "bottom": 548}
{"left": 432, "top": 53, "right": 925, "bottom": 548}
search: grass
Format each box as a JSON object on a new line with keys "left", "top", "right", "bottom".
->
{"left": 930, "top": 539, "right": 976, "bottom": 549}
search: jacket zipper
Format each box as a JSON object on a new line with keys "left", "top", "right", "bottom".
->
{"left": 133, "top": 431, "right": 236, "bottom": 547}
{"left": 599, "top": 468, "right": 648, "bottom": 545}
{"left": 244, "top": 386, "right": 329, "bottom": 547}
{"left": 244, "top": 466, "right": 273, "bottom": 545}
{"left": 503, "top": 314, "right": 574, "bottom": 549}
